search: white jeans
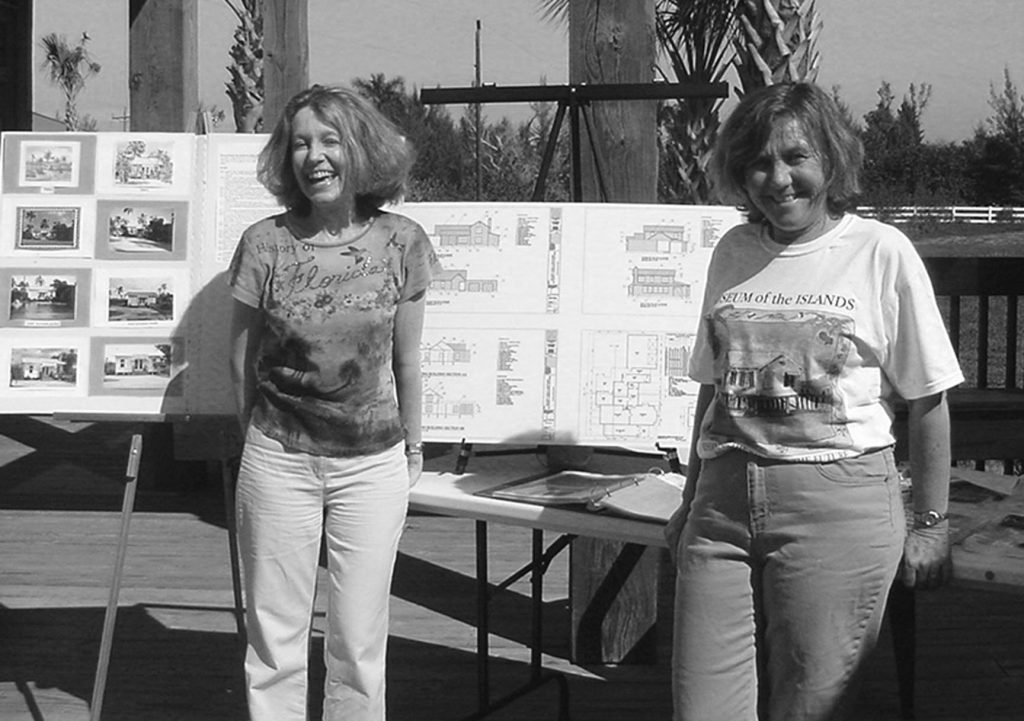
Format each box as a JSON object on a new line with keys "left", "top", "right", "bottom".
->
{"left": 235, "top": 425, "right": 409, "bottom": 721}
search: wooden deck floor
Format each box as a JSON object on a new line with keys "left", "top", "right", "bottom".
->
{"left": 1, "top": 416, "right": 1023, "bottom": 720}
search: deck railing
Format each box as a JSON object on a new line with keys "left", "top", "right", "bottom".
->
{"left": 916, "top": 252, "right": 1024, "bottom": 475}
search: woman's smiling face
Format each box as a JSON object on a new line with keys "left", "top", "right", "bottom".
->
{"left": 290, "top": 106, "right": 348, "bottom": 210}
{"left": 743, "top": 117, "right": 836, "bottom": 245}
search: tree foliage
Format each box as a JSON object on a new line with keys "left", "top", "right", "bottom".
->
{"left": 856, "top": 71, "right": 1024, "bottom": 209}
{"left": 223, "top": 0, "right": 264, "bottom": 132}
{"left": 39, "top": 31, "right": 101, "bottom": 131}
{"left": 733, "top": 0, "right": 822, "bottom": 92}
{"left": 969, "top": 68, "right": 1024, "bottom": 206}
{"left": 353, "top": 74, "right": 571, "bottom": 203}
{"left": 655, "top": 0, "right": 737, "bottom": 204}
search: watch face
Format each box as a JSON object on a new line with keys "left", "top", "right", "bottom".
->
{"left": 916, "top": 510, "right": 945, "bottom": 527}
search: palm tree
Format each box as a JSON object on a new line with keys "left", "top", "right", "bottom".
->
{"left": 656, "top": 0, "right": 739, "bottom": 203}
{"left": 223, "top": 0, "right": 264, "bottom": 132}
{"left": 733, "top": 0, "right": 821, "bottom": 93}
{"left": 39, "top": 32, "right": 101, "bottom": 131}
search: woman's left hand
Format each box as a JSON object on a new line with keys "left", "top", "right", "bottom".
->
{"left": 901, "top": 522, "right": 952, "bottom": 590}
{"left": 407, "top": 452, "right": 423, "bottom": 487}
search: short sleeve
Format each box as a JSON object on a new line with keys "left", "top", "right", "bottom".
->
{"left": 226, "top": 226, "right": 269, "bottom": 309}
{"left": 398, "top": 221, "right": 441, "bottom": 302}
{"left": 882, "top": 239, "right": 964, "bottom": 399}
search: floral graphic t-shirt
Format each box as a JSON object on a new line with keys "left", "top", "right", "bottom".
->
{"left": 228, "top": 210, "right": 439, "bottom": 457}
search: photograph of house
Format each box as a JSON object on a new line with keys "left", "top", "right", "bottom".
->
{"left": 16, "top": 206, "right": 80, "bottom": 249}
{"left": 20, "top": 141, "right": 78, "bottom": 186}
{"left": 106, "top": 205, "right": 175, "bottom": 254}
{"left": 9, "top": 273, "right": 78, "bottom": 322}
{"left": 113, "top": 139, "right": 174, "bottom": 187}
{"left": 9, "top": 347, "right": 77, "bottom": 388}
{"left": 107, "top": 277, "right": 174, "bottom": 322}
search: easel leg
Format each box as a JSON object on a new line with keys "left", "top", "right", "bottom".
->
{"left": 222, "top": 459, "right": 246, "bottom": 643}
{"left": 89, "top": 432, "right": 142, "bottom": 721}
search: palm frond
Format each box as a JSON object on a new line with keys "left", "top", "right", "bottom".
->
{"left": 536, "top": 0, "right": 569, "bottom": 26}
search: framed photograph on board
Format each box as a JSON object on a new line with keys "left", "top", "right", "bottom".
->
{"left": 93, "top": 133, "right": 194, "bottom": 196}
{"left": 92, "top": 267, "right": 187, "bottom": 328}
{"left": 7, "top": 344, "right": 81, "bottom": 391}
{"left": 91, "top": 336, "right": 185, "bottom": 397}
{"left": 15, "top": 205, "right": 81, "bottom": 250}
{"left": 19, "top": 139, "right": 81, "bottom": 188}
{"left": 94, "top": 200, "right": 189, "bottom": 260}
{"left": 0, "top": 133, "right": 97, "bottom": 194}
{"left": 0, "top": 196, "right": 95, "bottom": 257}
{"left": 4, "top": 268, "right": 91, "bottom": 328}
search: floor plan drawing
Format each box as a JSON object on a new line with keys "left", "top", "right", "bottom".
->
{"left": 579, "top": 330, "right": 701, "bottom": 446}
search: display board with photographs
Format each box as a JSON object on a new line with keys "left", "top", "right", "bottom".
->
{"left": 0, "top": 131, "right": 270, "bottom": 417}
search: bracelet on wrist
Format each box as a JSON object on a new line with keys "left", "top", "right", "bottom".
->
{"left": 405, "top": 441, "right": 423, "bottom": 456}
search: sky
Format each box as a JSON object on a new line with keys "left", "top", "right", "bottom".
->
{"left": 31, "top": 0, "right": 1024, "bottom": 143}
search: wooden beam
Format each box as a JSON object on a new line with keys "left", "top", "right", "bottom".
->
{"left": 565, "top": 0, "right": 661, "bottom": 666}
{"left": 128, "top": 0, "right": 198, "bottom": 131}
{"left": 568, "top": 0, "right": 658, "bottom": 203}
{"left": 262, "top": 0, "right": 309, "bottom": 129}
{"left": 0, "top": 0, "right": 32, "bottom": 130}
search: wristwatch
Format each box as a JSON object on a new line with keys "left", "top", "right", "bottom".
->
{"left": 405, "top": 441, "right": 423, "bottom": 456}
{"left": 913, "top": 509, "right": 949, "bottom": 528}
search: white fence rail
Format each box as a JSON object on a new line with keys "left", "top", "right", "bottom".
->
{"left": 858, "top": 206, "right": 1024, "bottom": 223}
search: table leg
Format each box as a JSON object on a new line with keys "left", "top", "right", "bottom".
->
{"left": 463, "top": 522, "right": 571, "bottom": 721}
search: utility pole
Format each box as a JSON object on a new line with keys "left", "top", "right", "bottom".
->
{"left": 474, "top": 19, "right": 482, "bottom": 201}
{"left": 112, "top": 107, "right": 130, "bottom": 131}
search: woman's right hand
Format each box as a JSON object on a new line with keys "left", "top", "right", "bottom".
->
{"left": 406, "top": 451, "right": 423, "bottom": 487}
{"left": 664, "top": 497, "right": 689, "bottom": 567}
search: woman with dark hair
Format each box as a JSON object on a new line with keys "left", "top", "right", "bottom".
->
{"left": 666, "top": 82, "right": 963, "bottom": 720}
{"left": 228, "top": 84, "right": 439, "bottom": 721}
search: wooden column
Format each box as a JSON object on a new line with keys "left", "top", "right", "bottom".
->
{"left": 0, "top": 0, "right": 32, "bottom": 130}
{"left": 566, "top": 0, "right": 661, "bottom": 665}
{"left": 262, "top": 0, "right": 309, "bottom": 129}
{"left": 569, "top": 0, "right": 658, "bottom": 202}
{"left": 128, "top": 0, "right": 198, "bottom": 131}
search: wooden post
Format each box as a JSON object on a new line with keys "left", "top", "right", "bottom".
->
{"left": 566, "top": 0, "right": 661, "bottom": 665}
{"left": 128, "top": 0, "right": 198, "bottom": 131}
{"left": 262, "top": 0, "right": 309, "bottom": 129}
{"left": 568, "top": 0, "right": 658, "bottom": 202}
{"left": 0, "top": 0, "right": 32, "bottom": 130}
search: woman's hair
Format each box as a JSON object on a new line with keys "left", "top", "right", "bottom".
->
{"left": 709, "top": 82, "right": 863, "bottom": 222}
{"left": 257, "top": 84, "right": 414, "bottom": 215}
